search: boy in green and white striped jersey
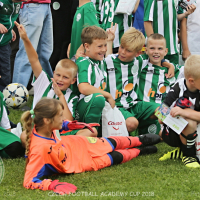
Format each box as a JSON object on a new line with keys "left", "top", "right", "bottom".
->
{"left": 105, "top": 28, "right": 168, "bottom": 136}
{"left": 137, "top": 33, "right": 184, "bottom": 104}
{"left": 144, "top": 0, "right": 196, "bottom": 65}
{"left": 75, "top": 25, "right": 115, "bottom": 128}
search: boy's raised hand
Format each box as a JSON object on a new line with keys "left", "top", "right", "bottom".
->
{"left": 14, "top": 21, "right": 28, "bottom": 40}
{"left": 51, "top": 78, "right": 63, "bottom": 98}
{"left": 185, "top": 4, "right": 196, "bottom": 16}
{"left": 165, "top": 65, "right": 175, "bottom": 79}
{"left": 107, "top": 22, "right": 117, "bottom": 42}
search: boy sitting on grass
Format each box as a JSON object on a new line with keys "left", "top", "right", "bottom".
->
{"left": 105, "top": 28, "right": 175, "bottom": 136}
{"left": 75, "top": 25, "right": 115, "bottom": 126}
{"left": 137, "top": 33, "right": 184, "bottom": 104}
{"left": 0, "top": 92, "right": 24, "bottom": 158}
{"left": 14, "top": 21, "right": 98, "bottom": 144}
{"left": 159, "top": 55, "right": 200, "bottom": 168}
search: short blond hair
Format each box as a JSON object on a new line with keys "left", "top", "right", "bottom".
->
{"left": 81, "top": 26, "right": 108, "bottom": 45}
{"left": 55, "top": 59, "right": 78, "bottom": 78}
{"left": 147, "top": 33, "right": 166, "bottom": 47}
{"left": 120, "top": 27, "right": 145, "bottom": 52}
{"left": 184, "top": 55, "right": 200, "bottom": 80}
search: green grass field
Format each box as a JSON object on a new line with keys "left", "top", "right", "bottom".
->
{"left": 0, "top": 96, "right": 200, "bottom": 200}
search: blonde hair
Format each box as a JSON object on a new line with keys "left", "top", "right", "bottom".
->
{"left": 120, "top": 27, "right": 145, "bottom": 52}
{"left": 81, "top": 25, "right": 108, "bottom": 45}
{"left": 55, "top": 59, "right": 78, "bottom": 78}
{"left": 147, "top": 33, "right": 166, "bottom": 47}
{"left": 21, "top": 98, "right": 64, "bottom": 157}
{"left": 184, "top": 55, "right": 200, "bottom": 80}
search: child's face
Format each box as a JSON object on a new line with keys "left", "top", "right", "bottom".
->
{"left": 118, "top": 45, "right": 138, "bottom": 62}
{"left": 84, "top": 39, "right": 107, "bottom": 61}
{"left": 53, "top": 66, "right": 76, "bottom": 91}
{"left": 145, "top": 39, "right": 168, "bottom": 66}
{"left": 51, "top": 105, "right": 64, "bottom": 130}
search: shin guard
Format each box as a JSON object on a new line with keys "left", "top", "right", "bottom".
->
{"left": 116, "top": 149, "right": 140, "bottom": 163}
{"left": 108, "top": 136, "right": 142, "bottom": 150}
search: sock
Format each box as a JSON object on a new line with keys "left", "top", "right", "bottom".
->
{"left": 116, "top": 149, "right": 140, "bottom": 163}
{"left": 108, "top": 136, "right": 142, "bottom": 150}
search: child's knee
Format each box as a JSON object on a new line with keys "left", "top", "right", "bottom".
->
{"left": 126, "top": 117, "right": 139, "bottom": 132}
{"left": 183, "top": 119, "right": 197, "bottom": 135}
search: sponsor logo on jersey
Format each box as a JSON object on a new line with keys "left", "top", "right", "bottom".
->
{"left": 115, "top": 80, "right": 134, "bottom": 99}
{"left": 147, "top": 82, "right": 167, "bottom": 99}
{"left": 87, "top": 137, "right": 98, "bottom": 143}
{"left": 16, "top": 4, "right": 20, "bottom": 14}
{"left": 77, "top": 13, "right": 81, "bottom": 22}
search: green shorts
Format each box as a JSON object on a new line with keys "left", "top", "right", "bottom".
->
{"left": 75, "top": 93, "right": 105, "bottom": 124}
{"left": 119, "top": 101, "right": 161, "bottom": 135}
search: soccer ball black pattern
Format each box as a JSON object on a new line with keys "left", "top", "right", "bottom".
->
{"left": 3, "top": 83, "right": 29, "bottom": 109}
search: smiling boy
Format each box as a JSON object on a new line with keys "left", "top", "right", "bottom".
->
{"left": 137, "top": 33, "right": 184, "bottom": 104}
{"left": 75, "top": 25, "right": 115, "bottom": 126}
{"left": 105, "top": 28, "right": 162, "bottom": 135}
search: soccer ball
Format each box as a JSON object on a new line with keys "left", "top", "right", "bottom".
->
{"left": 3, "top": 83, "right": 29, "bottom": 109}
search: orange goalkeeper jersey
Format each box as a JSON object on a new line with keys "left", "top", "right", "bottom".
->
{"left": 24, "top": 127, "right": 114, "bottom": 190}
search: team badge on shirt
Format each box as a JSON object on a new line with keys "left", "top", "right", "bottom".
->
{"left": 77, "top": 13, "right": 81, "bottom": 22}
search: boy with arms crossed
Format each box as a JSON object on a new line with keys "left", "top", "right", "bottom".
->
{"left": 137, "top": 33, "right": 184, "bottom": 104}
{"left": 159, "top": 55, "right": 200, "bottom": 168}
{"left": 15, "top": 21, "right": 98, "bottom": 141}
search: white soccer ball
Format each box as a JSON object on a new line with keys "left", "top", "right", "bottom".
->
{"left": 3, "top": 83, "right": 29, "bottom": 109}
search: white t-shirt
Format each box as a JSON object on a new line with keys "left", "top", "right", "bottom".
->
{"left": 32, "top": 71, "right": 78, "bottom": 117}
{"left": 187, "top": 0, "right": 200, "bottom": 55}
{"left": 0, "top": 106, "right": 11, "bottom": 130}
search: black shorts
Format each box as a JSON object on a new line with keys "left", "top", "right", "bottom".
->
{"left": 162, "top": 125, "right": 182, "bottom": 147}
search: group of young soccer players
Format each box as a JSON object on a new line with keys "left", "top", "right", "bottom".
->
{"left": 1, "top": 0, "right": 200, "bottom": 195}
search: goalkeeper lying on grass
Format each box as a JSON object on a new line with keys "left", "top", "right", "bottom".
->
{"left": 22, "top": 98, "right": 161, "bottom": 195}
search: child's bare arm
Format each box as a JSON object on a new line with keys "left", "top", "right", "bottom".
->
{"left": 51, "top": 78, "right": 73, "bottom": 120}
{"left": 177, "top": 4, "right": 196, "bottom": 21}
{"left": 14, "top": 21, "right": 42, "bottom": 79}
{"left": 170, "top": 107, "right": 200, "bottom": 122}
{"left": 106, "top": 22, "right": 117, "bottom": 57}
{"left": 180, "top": 18, "right": 191, "bottom": 61}
{"left": 144, "top": 21, "right": 154, "bottom": 37}
{"left": 78, "top": 83, "right": 115, "bottom": 108}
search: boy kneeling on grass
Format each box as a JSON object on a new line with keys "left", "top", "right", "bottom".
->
{"left": 159, "top": 55, "right": 200, "bottom": 168}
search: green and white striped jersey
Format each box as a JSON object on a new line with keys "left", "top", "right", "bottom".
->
{"left": 144, "top": 0, "right": 180, "bottom": 55}
{"left": 105, "top": 54, "right": 144, "bottom": 109}
{"left": 76, "top": 57, "right": 107, "bottom": 100}
{"left": 32, "top": 71, "right": 78, "bottom": 118}
{"left": 101, "top": 0, "right": 132, "bottom": 48}
{"left": 91, "top": 0, "right": 103, "bottom": 23}
{"left": 137, "top": 55, "right": 184, "bottom": 104}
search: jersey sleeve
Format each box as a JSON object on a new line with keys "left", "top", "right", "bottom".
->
{"left": 163, "top": 82, "right": 181, "bottom": 107}
{"left": 84, "top": 3, "right": 100, "bottom": 27}
{"left": 77, "top": 58, "right": 91, "bottom": 85}
{"left": 24, "top": 153, "right": 52, "bottom": 191}
{"left": 67, "top": 93, "right": 79, "bottom": 118}
{"left": 144, "top": 0, "right": 154, "bottom": 22}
